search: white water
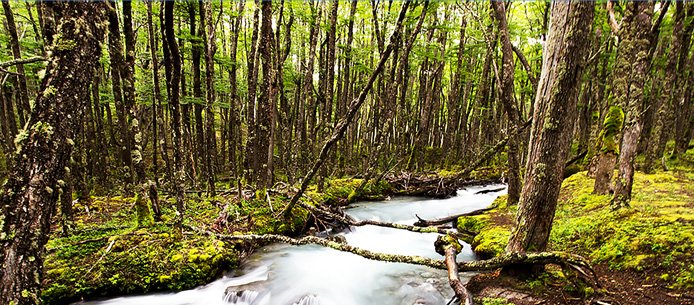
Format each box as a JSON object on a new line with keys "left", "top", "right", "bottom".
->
{"left": 80, "top": 184, "right": 506, "bottom": 305}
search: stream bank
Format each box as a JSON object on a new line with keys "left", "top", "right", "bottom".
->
{"left": 42, "top": 169, "right": 501, "bottom": 304}
{"left": 459, "top": 168, "right": 694, "bottom": 305}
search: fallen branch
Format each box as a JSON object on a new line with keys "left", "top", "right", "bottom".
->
{"left": 565, "top": 150, "right": 588, "bottom": 167}
{"left": 189, "top": 225, "right": 599, "bottom": 285}
{"left": 436, "top": 235, "right": 473, "bottom": 305}
{"left": 475, "top": 187, "right": 506, "bottom": 195}
{"left": 414, "top": 207, "right": 495, "bottom": 227}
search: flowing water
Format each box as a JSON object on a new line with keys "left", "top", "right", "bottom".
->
{"left": 81, "top": 184, "right": 507, "bottom": 305}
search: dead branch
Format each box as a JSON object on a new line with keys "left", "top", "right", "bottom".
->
{"left": 414, "top": 207, "right": 495, "bottom": 227}
{"left": 0, "top": 56, "right": 45, "bottom": 68}
{"left": 298, "top": 201, "right": 474, "bottom": 238}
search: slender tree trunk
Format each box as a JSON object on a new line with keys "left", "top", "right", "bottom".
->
{"left": 201, "top": 0, "right": 217, "bottom": 196}
{"left": 507, "top": 0, "right": 594, "bottom": 253}
{"left": 164, "top": 0, "right": 186, "bottom": 236}
{"left": 492, "top": 1, "right": 522, "bottom": 206}
{"left": 1, "top": 0, "right": 31, "bottom": 126}
{"left": 0, "top": 3, "right": 107, "bottom": 303}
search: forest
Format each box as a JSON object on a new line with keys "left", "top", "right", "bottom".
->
{"left": 0, "top": 0, "right": 693, "bottom": 304}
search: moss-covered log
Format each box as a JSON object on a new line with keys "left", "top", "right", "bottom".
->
{"left": 190, "top": 226, "right": 598, "bottom": 284}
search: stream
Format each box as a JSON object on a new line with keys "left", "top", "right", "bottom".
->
{"left": 82, "top": 184, "right": 507, "bottom": 305}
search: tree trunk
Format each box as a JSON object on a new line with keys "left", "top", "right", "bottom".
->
{"left": 506, "top": 0, "right": 594, "bottom": 253}
{"left": 492, "top": 1, "right": 522, "bottom": 206}
{"left": 164, "top": 0, "right": 186, "bottom": 236}
{"left": 612, "top": 2, "right": 655, "bottom": 209}
{"left": 0, "top": 3, "right": 107, "bottom": 303}
{"left": 201, "top": 0, "right": 217, "bottom": 196}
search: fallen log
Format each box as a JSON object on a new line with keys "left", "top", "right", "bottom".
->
{"left": 189, "top": 225, "right": 599, "bottom": 286}
{"left": 436, "top": 235, "right": 473, "bottom": 305}
{"left": 414, "top": 207, "right": 494, "bottom": 227}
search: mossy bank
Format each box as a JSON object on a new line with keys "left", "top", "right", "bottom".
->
{"left": 458, "top": 150, "right": 694, "bottom": 303}
{"left": 41, "top": 178, "right": 392, "bottom": 304}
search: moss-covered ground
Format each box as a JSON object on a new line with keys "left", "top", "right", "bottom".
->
{"left": 42, "top": 177, "right": 393, "bottom": 304}
{"left": 462, "top": 148, "right": 694, "bottom": 304}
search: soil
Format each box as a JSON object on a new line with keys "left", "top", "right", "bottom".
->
{"left": 467, "top": 264, "right": 694, "bottom": 305}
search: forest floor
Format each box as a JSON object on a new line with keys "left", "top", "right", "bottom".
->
{"left": 463, "top": 149, "right": 694, "bottom": 305}
{"left": 41, "top": 176, "right": 397, "bottom": 304}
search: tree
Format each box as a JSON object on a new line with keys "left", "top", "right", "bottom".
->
{"left": 507, "top": 0, "right": 594, "bottom": 253}
{"left": 163, "top": 0, "right": 186, "bottom": 236}
{"left": 492, "top": 1, "right": 522, "bottom": 206}
{"left": 611, "top": 2, "right": 656, "bottom": 209}
{"left": 0, "top": 2, "right": 108, "bottom": 303}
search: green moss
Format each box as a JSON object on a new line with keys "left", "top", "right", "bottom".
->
{"left": 597, "top": 106, "right": 624, "bottom": 154}
{"left": 549, "top": 170, "right": 694, "bottom": 289}
{"left": 481, "top": 297, "right": 515, "bottom": 305}
{"left": 472, "top": 227, "right": 511, "bottom": 258}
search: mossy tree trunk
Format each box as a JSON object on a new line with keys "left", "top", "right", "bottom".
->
{"left": 612, "top": 2, "right": 655, "bottom": 209}
{"left": 507, "top": 0, "right": 594, "bottom": 253}
{"left": 0, "top": 2, "right": 107, "bottom": 303}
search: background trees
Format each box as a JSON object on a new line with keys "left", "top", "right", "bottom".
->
{"left": 1, "top": 1, "right": 689, "bottom": 205}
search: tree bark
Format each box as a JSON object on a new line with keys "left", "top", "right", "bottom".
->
{"left": 492, "top": 1, "right": 522, "bottom": 206}
{"left": 612, "top": 2, "right": 655, "bottom": 209}
{"left": 507, "top": 1, "right": 594, "bottom": 253}
{"left": 0, "top": 3, "right": 107, "bottom": 303}
{"left": 201, "top": 0, "right": 217, "bottom": 196}
{"left": 164, "top": 0, "right": 186, "bottom": 236}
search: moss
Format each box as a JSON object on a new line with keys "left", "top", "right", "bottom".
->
{"left": 472, "top": 227, "right": 511, "bottom": 259}
{"left": 597, "top": 106, "right": 624, "bottom": 154}
{"left": 481, "top": 297, "right": 515, "bottom": 305}
{"left": 549, "top": 169, "right": 694, "bottom": 289}
{"left": 462, "top": 152, "right": 694, "bottom": 290}
{"left": 133, "top": 193, "right": 153, "bottom": 227}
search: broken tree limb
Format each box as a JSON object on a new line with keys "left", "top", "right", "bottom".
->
{"left": 281, "top": 1, "right": 411, "bottom": 218}
{"left": 189, "top": 225, "right": 599, "bottom": 287}
{"left": 414, "top": 207, "right": 495, "bottom": 227}
{"left": 0, "top": 56, "right": 45, "bottom": 68}
{"left": 565, "top": 150, "right": 588, "bottom": 167}
{"left": 435, "top": 235, "right": 473, "bottom": 305}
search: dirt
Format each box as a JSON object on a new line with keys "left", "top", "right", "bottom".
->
{"left": 467, "top": 264, "right": 694, "bottom": 305}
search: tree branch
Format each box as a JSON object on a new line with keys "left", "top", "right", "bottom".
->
{"left": 0, "top": 56, "right": 45, "bottom": 68}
